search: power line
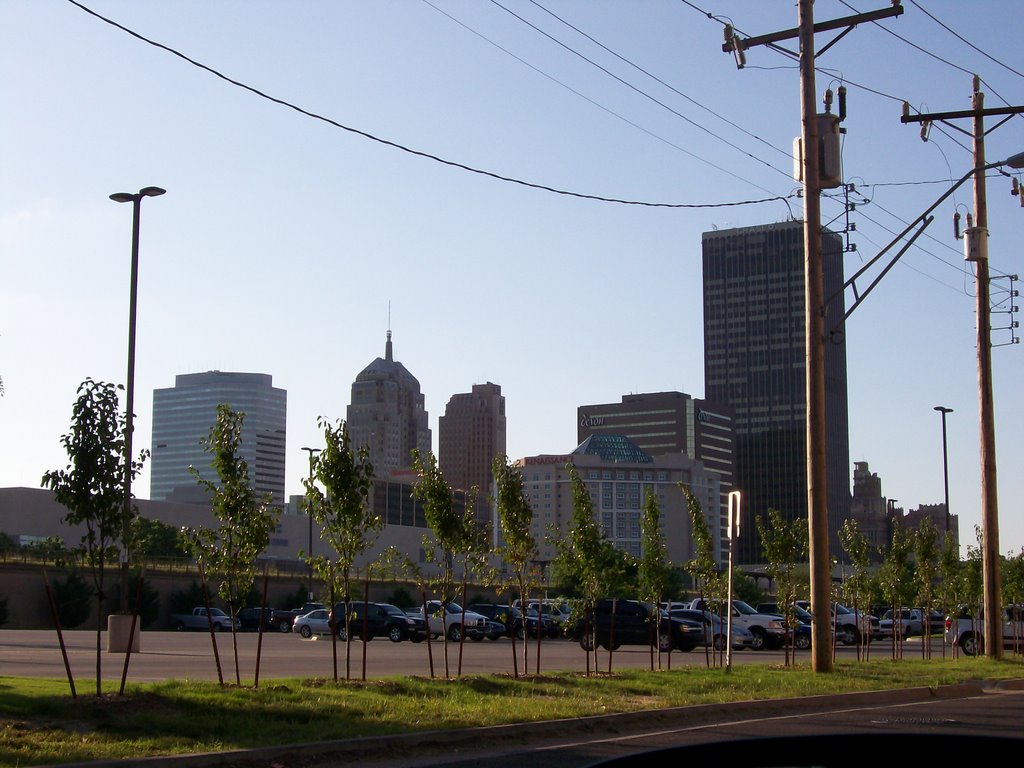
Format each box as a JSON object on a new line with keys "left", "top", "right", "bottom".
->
{"left": 483, "top": 0, "right": 792, "bottom": 188}
{"left": 909, "top": 0, "right": 1024, "bottom": 80}
{"left": 525, "top": 0, "right": 793, "bottom": 161}
{"left": 422, "top": 0, "right": 789, "bottom": 199}
{"left": 64, "top": 0, "right": 794, "bottom": 211}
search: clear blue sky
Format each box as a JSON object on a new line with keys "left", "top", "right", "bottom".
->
{"left": 2, "top": 1, "right": 1022, "bottom": 557}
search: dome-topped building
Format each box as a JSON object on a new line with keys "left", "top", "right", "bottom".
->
{"left": 346, "top": 330, "right": 431, "bottom": 478}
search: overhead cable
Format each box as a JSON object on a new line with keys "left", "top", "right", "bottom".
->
{"left": 65, "top": 0, "right": 793, "bottom": 211}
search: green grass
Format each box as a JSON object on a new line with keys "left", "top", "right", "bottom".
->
{"left": 1, "top": 657, "right": 1022, "bottom": 766}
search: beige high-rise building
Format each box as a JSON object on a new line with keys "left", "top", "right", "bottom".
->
{"left": 346, "top": 330, "right": 431, "bottom": 478}
{"left": 438, "top": 382, "right": 506, "bottom": 495}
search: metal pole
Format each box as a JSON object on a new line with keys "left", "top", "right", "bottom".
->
{"left": 301, "top": 446, "right": 321, "bottom": 601}
{"left": 110, "top": 186, "right": 164, "bottom": 615}
{"left": 934, "top": 406, "right": 953, "bottom": 534}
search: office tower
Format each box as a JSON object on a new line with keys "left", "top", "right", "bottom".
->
{"left": 347, "top": 330, "right": 431, "bottom": 478}
{"left": 519, "top": 436, "right": 721, "bottom": 565}
{"left": 151, "top": 371, "right": 287, "bottom": 505}
{"left": 439, "top": 382, "right": 506, "bottom": 494}
{"left": 577, "top": 391, "right": 734, "bottom": 556}
{"left": 702, "top": 221, "right": 850, "bottom": 562}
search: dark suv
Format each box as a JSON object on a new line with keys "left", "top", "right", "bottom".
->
{"left": 336, "top": 602, "right": 428, "bottom": 642}
{"left": 469, "top": 603, "right": 553, "bottom": 639}
{"left": 572, "top": 599, "right": 703, "bottom": 652}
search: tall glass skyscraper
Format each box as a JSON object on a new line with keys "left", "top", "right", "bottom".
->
{"left": 150, "top": 371, "right": 287, "bottom": 506}
{"left": 702, "top": 221, "right": 850, "bottom": 563}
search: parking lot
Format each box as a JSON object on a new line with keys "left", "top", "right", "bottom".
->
{"left": 0, "top": 629, "right": 944, "bottom": 684}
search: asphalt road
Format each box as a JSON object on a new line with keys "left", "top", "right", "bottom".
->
{"left": 0, "top": 629, "right": 941, "bottom": 683}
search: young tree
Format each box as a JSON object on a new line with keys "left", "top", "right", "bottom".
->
{"left": 186, "top": 404, "right": 280, "bottom": 685}
{"left": 492, "top": 455, "right": 537, "bottom": 677}
{"left": 302, "top": 417, "right": 377, "bottom": 681}
{"left": 878, "top": 520, "right": 914, "bottom": 660}
{"left": 682, "top": 484, "right": 722, "bottom": 667}
{"left": 42, "top": 378, "right": 146, "bottom": 695}
{"left": 758, "top": 508, "right": 808, "bottom": 665}
{"left": 937, "top": 531, "right": 961, "bottom": 659}
{"left": 639, "top": 489, "right": 671, "bottom": 668}
{"left": 912, "top": 517, "right": 940, "bottom": 658}
{"left": 839, "top": 518, "right": 874, "bottom": 662}
{"left": 412, "top": 449, "right": 475, "bottom": 678}
{"left": 554, "top": 465, "right": 617, "bottom": 675}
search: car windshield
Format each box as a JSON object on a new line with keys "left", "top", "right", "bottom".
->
{"left": 733, "top": 600, "right": 758, "bottom": 615}
{"left": 381, "top": 604, "right": 405, "bottom": 616}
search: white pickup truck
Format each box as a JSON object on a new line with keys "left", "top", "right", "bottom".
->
{"left": 419, "top": 600, "right": 491, "bottom": 642}
{"left": 944, "top": 606, "right": 1024, "bottom": 656}
{"left": 682, "top": 599, "right": 786, "bottom": 651}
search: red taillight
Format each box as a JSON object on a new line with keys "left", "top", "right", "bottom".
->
{"left": 944, "top": 617, "right": 952, "bottom": 630}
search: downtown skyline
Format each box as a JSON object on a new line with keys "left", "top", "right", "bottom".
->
{"left": 2, "top": 1, "right": 1023, "bottom": 555}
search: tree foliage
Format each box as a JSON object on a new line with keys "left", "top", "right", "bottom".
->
{"left": 758, "top": 509, "right": 807, "bottom": 663}
{"left": 185, "top": 404, "right": 280, "bottom": 685}
{"left": 130, "top": 516, "right": 189, "bottom": 560}
{"left": 303, "top": 417, "right": 378, "bottom": 679}
{"left": 492, "top": 455, "right": 537, "bottom": 677}
{"left": 412, "top": 449, "right": 483, "bottom": 677}
{"left": 42, "top": 378, "right": 147, "bottom": 695}
{"left": 53, "top": 570, "right": 94, "bottom": 629}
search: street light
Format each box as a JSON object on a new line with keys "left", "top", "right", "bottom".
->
{"left": 934, "top": 406, "right": 953, "bottom": 534}
{"left": 108, "top": 185, "right": 163, "bottom": 651}
{"left": 301, "top": 446, "right": 321, "bottom": 600}
{"left": 109, "top": 186, "right": 165, "bottom": 620}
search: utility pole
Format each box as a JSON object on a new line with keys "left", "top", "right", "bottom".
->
{"left": 723, "top": 1, "right": 903, "bottom": 673}
{"left": 902, "top": 80, "right": 1024, "bottom": 660}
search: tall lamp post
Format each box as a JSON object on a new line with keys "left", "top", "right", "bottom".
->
{"left": 934, "top": 406, "right": 953, "bottom": 534}
{"left": 725, "top": 491, "right": 741, "bottom": 673}
{"left": 108, "top": 186, "right": 165, "bottom": 652}
{"left": 301, "top": 446, "right": 321, "bottom": 600}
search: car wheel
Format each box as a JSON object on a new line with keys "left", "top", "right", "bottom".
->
{"left": 712, "top": 634, "right": 726, "bottom": 651}
{"left": 658, "top": 631, "right": 672, "bottom": 652}
{"left": 749, "top": 627, "right": 767, "bottom": 651}
{"left": 579, "top": 635, "right": 595, "bottom": 652}
{"left": 388, "top": 626, "right": 404, "bottom": 643}
{"left": 839, "top": 626, "right": 859, "bottom": 646}
{"left": 678, "top": 643, "right": 695, "bottom": 652}
{"left": 299, "top": 625, "right": 312, "bottom": 639}
{"left": 960, "top": 632, "right": 982, "bottom": 656}
{"left": 515, "top": 625, "right": 525, "bottom": 641}
{"left": 278, "top": 620, "right": 291, "bottom": 633}
{"left": 337, "top": 626, "right": 348, "bottom": 642}
{"left": 794, "top": 633, "right": 811, "bottom": 650}
{"left": 174, "top": 621, "right": 185, "bottom": 632}
{"left": 487, "top": 634, "right": 500, "bottom": 641}
{"left": 447, "top": 625, "right": 462, "bottom": 643}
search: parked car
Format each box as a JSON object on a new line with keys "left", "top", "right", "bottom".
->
{"left": 271, "top": 602, "right": 325, "bottom": 633}
{"left": 944, "top": 605, "right": 1024, "bottom": 656}
{"left": 756, "top": 602, "right": 815, "bottom": 650}
{"left": 795, "top": 600, "right": 879, "bottom": 645}
{"left": 686, "top": 598, "right": 786, "bottom": 650}
{"left": 237, "top": 606, "right": 276, "bottom": 632}
{"left": 878, "top": 608, "right": 945, "bottom": 639}
{"left": 572, "top": 599, "right": 704, "bottom": 652}
{"left": 469, "top": 604, "right": 538, "bottom": 639}
{"left": 171, "top": 607, "right": 238, "bottom": 632}
{"left": 340, "top": 601, "right": 428, "bottom": 642}
{"left": 669, "top": 608, "right": 754, "bottom": 651}
{"left": 292, "top": 608, "right": 334, "bottom": 638}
